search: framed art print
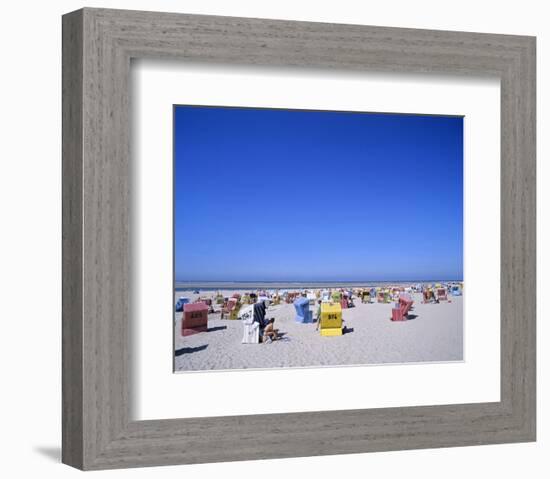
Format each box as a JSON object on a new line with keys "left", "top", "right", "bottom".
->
{"left": 62, "top": 8, "right": 536, "bottom": 470}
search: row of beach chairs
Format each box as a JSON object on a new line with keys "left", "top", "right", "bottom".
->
{"left": 178, "top": 282, "right": 463, "bottom": 339}
{"left": 423, "top": 288, "right": 450, "bottom": 303}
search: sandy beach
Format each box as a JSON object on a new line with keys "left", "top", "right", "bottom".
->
{"left": 174, "top": 288, "right": 463, "bottom": 372}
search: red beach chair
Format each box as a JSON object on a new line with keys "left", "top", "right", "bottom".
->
{"left": 391, "top": 296, "right": 414, "bottom": 321}
{"left": 182, "top": 302, "right": 208, "bottom": 336}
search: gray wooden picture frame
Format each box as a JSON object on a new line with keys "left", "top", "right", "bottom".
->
{"left": 62, "top": 7, "right": 536, "bottom": 470}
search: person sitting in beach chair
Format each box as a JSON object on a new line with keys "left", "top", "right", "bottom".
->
{"left": 423, "top": 289, "right": 431, "bottom": 303}
{"left": 240, "top": 301, "right": 271, "bottom": 344}
{"left": 423, "top": 288, "right": 439, "bottom": 304}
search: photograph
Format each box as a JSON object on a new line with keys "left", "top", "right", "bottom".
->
{"left": 173, "top": 105, "right": 464, "bottom": 372}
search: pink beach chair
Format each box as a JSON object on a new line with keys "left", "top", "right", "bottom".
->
{"left": 182, "top": 302, "right": 208, "bottom": 336}
{"left": 221, "top": 297, "right": 239, "bottom": 319}
{"left": 436, "top": 288, "right": 450, "bottom": 302}
{"left": 391, "top": 296, "right": 414, "bottom": 321}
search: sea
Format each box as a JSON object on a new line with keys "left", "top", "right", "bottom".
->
{"left": 174, "top": 280, "right": 463, "bottom": 292}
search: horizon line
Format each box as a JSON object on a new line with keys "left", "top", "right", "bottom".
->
{"left": 174, "top": 279, "right": 464, "bottom": 283}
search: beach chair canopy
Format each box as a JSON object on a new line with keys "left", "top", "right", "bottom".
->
{"left": 238, "top": 305, "right": 254, "bottom": 323}
{"left": 294, "top": 297, "right": 309, "bottom": 308}
{"left": 253, "top": 301, "right": 268, "bottom": 327}
{"left": 183, "top": 301, "right": 208, "bottom": 313}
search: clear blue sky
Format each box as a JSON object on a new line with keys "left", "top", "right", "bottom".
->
{"left": 174, "top": 106, "right": 463, "bottom": 282}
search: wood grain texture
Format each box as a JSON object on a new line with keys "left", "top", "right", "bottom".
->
{"left": 61, "top": 7, "right": 536, "bottom": 470}
{"left": 61, "top": 9, "right": 84, "bottom": 469}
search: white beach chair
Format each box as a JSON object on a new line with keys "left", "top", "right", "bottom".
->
{"left": 239, "top": 305, "right": 259, "bottom": 344}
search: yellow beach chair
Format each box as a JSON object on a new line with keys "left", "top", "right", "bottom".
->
{"left": 229, "top": 303, "right": 242, "bottom": 320}
{"left": 319, "top": 302, "right": 343, "bottom": 336}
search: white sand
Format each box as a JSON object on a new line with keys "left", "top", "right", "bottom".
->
{"left": 174, "top": 290, "right": 463, "bottom": 372}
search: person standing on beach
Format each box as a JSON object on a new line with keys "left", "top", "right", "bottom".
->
{"left": 315, "top": 300, "right": 322, "bottom": 331}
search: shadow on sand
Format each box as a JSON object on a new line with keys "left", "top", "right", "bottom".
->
{"left": 207, "top": 325, "right": 227, "bottom": 333}
{"left": 175, "top": 344, "right": 208, "bottom": 356}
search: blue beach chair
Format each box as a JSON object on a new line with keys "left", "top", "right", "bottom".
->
{"left": 294, "top": 297, "right": 312, "bottom": 323}
{"left": 175, "top": 296, "right": 190, "bottom": 312}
